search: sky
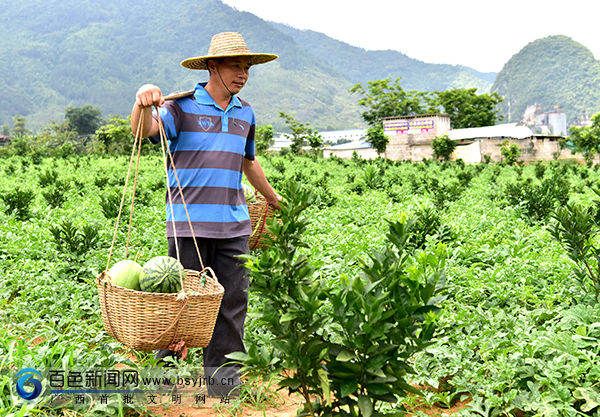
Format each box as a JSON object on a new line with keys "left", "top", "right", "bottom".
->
{"left": 221, "top": 0, "right": 600, "bottom": 73}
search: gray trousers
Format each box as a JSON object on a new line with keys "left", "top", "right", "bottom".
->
{"left": 165, "top": 235, "right": 249, "bottom": 396}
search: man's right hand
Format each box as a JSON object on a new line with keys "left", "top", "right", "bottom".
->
{"left": 131, "top": 84, "right": 162, "bottom": 138}
{"left": 135, "top": 84, "right": 164, "bottom": 108}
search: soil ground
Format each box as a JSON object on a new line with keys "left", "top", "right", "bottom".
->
{"left": 147, "top": 386, "right": 303, "bottom": 417}
{"left": 145, "top": 385, "right": 472, "bottom": 417}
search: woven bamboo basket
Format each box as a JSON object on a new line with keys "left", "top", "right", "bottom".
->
{"left": 248, "top": 195, "right": 275, "bottom": 250}
{"left": 96, "top": 268, "right": 224, "bottom": 351}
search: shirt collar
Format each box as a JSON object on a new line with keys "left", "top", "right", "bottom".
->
{"left": 194, "top": 82, "right": 242, "bottom": 111}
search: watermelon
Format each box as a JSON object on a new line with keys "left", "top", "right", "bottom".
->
{"left": 140, "top": 256, "right": 184, "bottom": 293}
{"left": 242, "top": 183, "right": 256, "bottom": 203}
{"left": 109, "top": 260, "right": 142, "bottom": 290}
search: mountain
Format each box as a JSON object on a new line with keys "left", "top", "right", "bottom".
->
{"left": 492, "top": 35, "right": 600, "bottom": 124}
{"left": 0, "top": 0, "right": 495, "bottom": 132}
{"left": 271, "top": 23, "right": 496, "bottom": 92}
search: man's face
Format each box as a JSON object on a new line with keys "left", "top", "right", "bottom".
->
{"left": 213, "top": 57, "right": 252, "bottom": 94}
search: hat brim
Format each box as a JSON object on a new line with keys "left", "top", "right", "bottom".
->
{"left": 180, "top": 53, "right": 278, "bottom": 70}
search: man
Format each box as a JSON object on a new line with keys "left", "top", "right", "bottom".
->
{"left": 130, "top": 32, "right": 280, "bottom": 396}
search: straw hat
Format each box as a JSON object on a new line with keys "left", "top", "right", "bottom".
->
{"left": 181, "top": 32, "right": 278, "bottom": 70}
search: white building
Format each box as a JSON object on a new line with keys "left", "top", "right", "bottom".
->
{"left": 320, "top": 129, "right": 366, "bottom": 144}
{"left": 323, "top": 139, "right": 378, "bottom": 159}
{"left": 448, "top": 123, "right": 534, "bottom": 142}
{"left": 270, "top": 129, "right": 367, "bottom": 152}
{"left": 535, "top": 110, "right": 567, "bottom": 136}
{"left": 449, "top": 123, "right": 535, "bottom": 163}
{"left": 271, "top": 135, "right": 292, "bottom": 151}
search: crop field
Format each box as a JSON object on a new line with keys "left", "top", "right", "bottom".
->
{"left": 1, "top": 152, "right": 600, "bottom": 417}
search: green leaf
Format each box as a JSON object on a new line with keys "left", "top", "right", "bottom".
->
{"left": 372, "top": 374, "right": 397, "bottom": 383}
{"left": 371, "top": 393, "right": 398, "bottom": 403}
{"left": 573, "top": 387, "right": 600, "bottom": 412}
{"left": 224, "top": 351, "right": 249, "bottom": 362}
{"left": 279, "top": 312, "right": 297, "bottom": 323}
{"left": 339, "top": 361, "right": 362, "bottom": 374}
{"left": 340, "top": 380, "right": 358, "bottom": 398}
{"left": 279, "top": 377, "right": 302, "bottom": 391}
{"left": 366, "top": 355, "right": 388, "bottom": 376}
{"left": 396, "top": 381, "right": 422, "bottom": 396}
{"left": 366, "top": 367, "right": 387, "bottom": 378}
{"left": 336, "top": 349, "right": 355, "bottom": 362}
{"left": 318, "top": 368, "right": 331, "bottom": 406}
{"left": 358, "top": 395, "right": 373, "bottom": 417}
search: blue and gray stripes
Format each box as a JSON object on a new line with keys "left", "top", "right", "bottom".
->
{"left": 152, "top": 83, "right": 255, "bottom": 239}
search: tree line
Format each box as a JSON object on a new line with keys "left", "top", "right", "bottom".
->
{"left": 349, "top": 77, "right": 600, "bottom": 163}
{"left": 3, "top": 78, "right": 600, "bottom": 164}
{"left": 350, "top": 78, "right": 504, "bottom": 155}
{"left": 0, "top": 105, "right": 280, "bottom": 158}
{"left": 1, "top": 105, "right": 138, "bottom": 158}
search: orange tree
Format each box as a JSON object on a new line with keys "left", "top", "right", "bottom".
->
{"left": 232, "top": 180, "right": 447, "bottom": 416}
{"left": 568, "top": 112, "right": 600, "bottom": 164}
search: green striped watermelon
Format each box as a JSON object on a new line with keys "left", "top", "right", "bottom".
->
{"left": 140, "top": 256, "right": 184, "bottom": 293}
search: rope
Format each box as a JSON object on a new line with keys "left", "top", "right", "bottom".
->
{"left": 105, "top": 111, "right": 144, "bottom": 273}
{"left": 139, "top": 297, "right": 188, "bottom": 346}
{"left": 102, "top": 113, "right": 146, "bottom": 346}
{"left": 157, "top": 117, "right": 186, "bottom": 293}
{"left": 124, "top": 125, "right": 144, "bottom": 259}
{"left": 156, "top": 108, "right": 208, "bottom": 291}
{"left": 163, "top": 131, "right": 206, "bottom": 272}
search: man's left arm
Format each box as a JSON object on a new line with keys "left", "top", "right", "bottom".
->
{"left": 243, "top": 158, "right": 281, "bottom": 210}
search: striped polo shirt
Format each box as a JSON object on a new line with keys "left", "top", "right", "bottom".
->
{"left": 152, "top": 82, "right": 255, "bottom": 239}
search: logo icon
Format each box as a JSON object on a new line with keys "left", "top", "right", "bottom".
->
{"left": 198, "top": 117, "right": 214, "bottom": 131}
{"left": 16, "top": 368, "right": 43, "bottom": 400}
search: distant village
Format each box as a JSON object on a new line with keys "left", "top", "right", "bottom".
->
{"left": 0, "top": 105, "right": 594, "bottom": 164}
{"left": 273, "top": 105, "right": 594, "bottom": 163}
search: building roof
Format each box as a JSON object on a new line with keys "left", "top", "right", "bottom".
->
{"left": 448, "top": 123, "right": 534, "bottom": 141}
{"left": 325, "top": 139, "right": 372, "bottom": 150}
{"left": 320, "top": 128, "right": 365, "bottom": 137}
{"left": 270, "top": 137, "right": 292, "bottom": 150}
{"left": 270, "top": 129, "right": 367, "bottom": 151}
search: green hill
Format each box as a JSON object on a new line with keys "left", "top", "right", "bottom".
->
{"left": 492, "top": 35, "right": 600, "bottom": 124}
{"left": 0, "top": 0, "right": 495, "bottom": 132}
{"left": 271, "top": 23, "right": 496, "bottom": 92}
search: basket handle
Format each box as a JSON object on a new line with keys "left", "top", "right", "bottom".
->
{"left": 105, "top": 112, "right": 145, "bottom": 273}
{"left": 155, "top": 112, "right": 209, "bottom": 291}
{"left": 142, "top": 297, "right": 188, "bottom": 345}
